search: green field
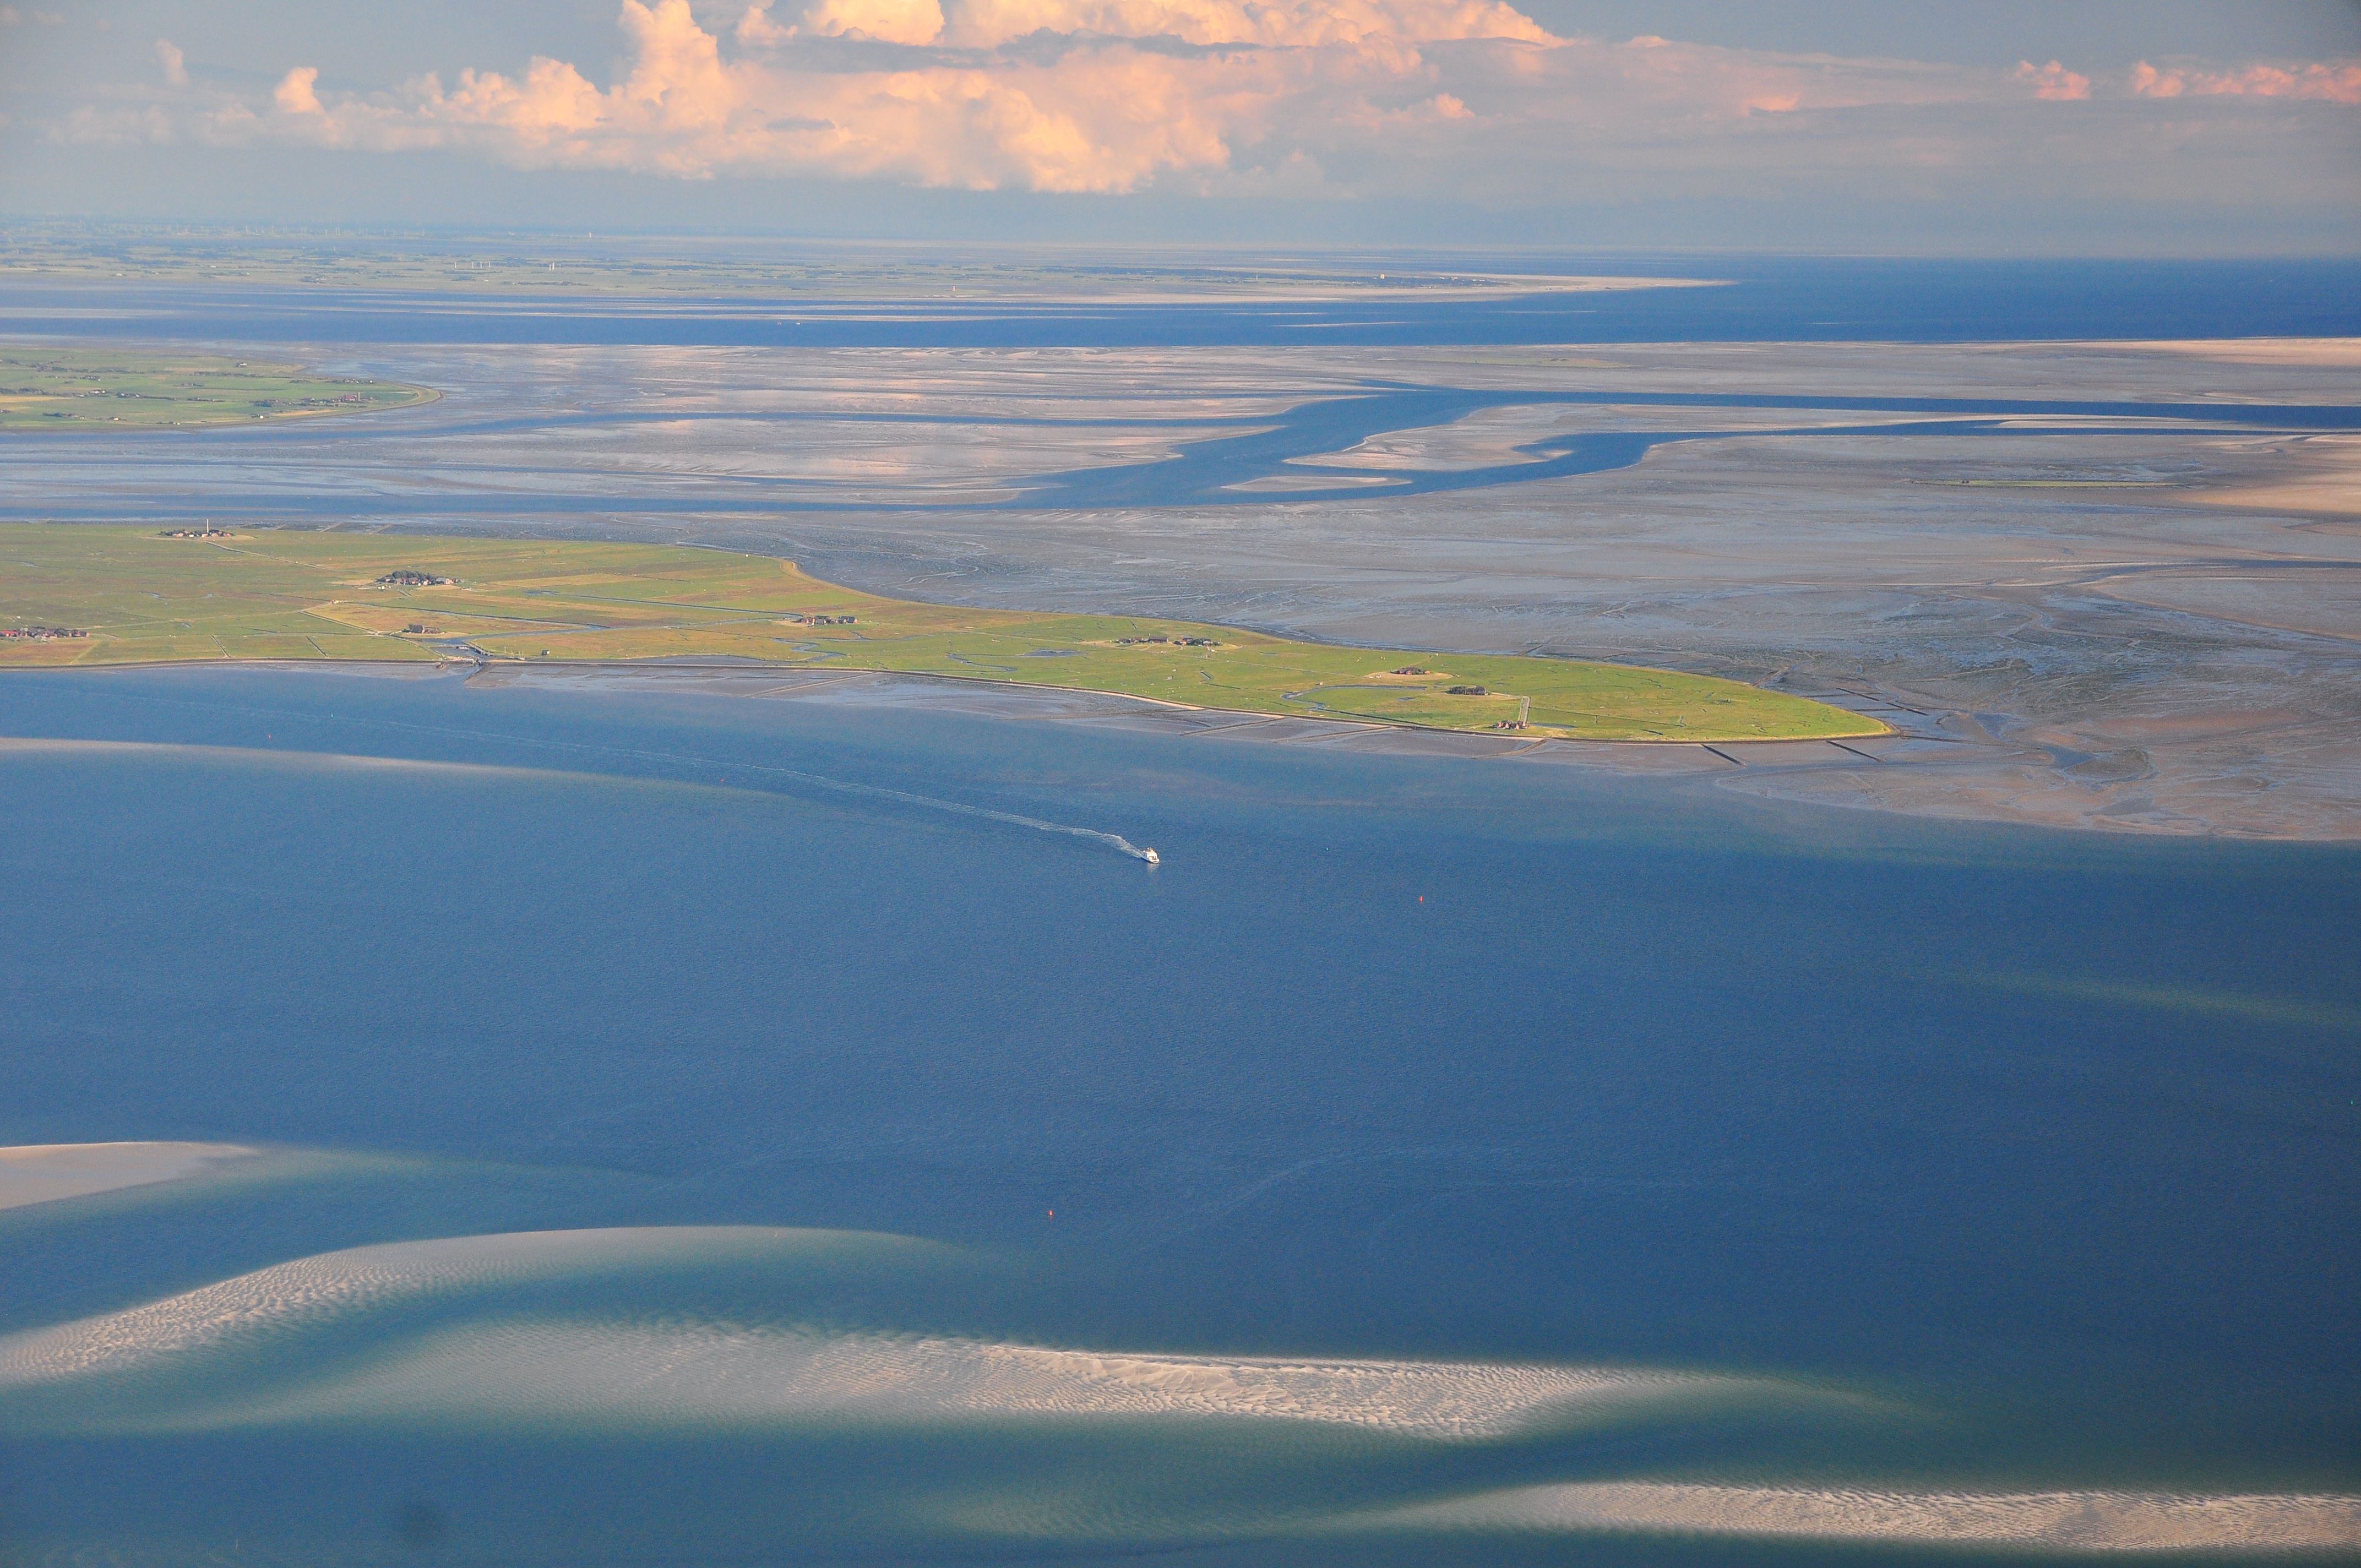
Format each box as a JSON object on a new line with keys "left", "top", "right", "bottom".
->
{"left": 0, "top": 525, "right": 1883, "bottom": 742}
{"left": 0, "top": 349, "right": 436, "bottom": 430}
{"left": 0, "top": 233, "right": 1697, "bottom": 303}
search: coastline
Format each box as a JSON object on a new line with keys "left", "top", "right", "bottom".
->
{"left": 0, "top": 524, "right": 1881, "bottom": 744}
{"left": 9, "top": 654, "right": 2348, "bottom": 842}
{"left": 0, "top": 649, "right": 1895, "bottom": 744}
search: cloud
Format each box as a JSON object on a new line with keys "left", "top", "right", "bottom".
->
{"left": 803, "top": 0, "right": 946, "bottom": 45}
{"left": 35, "top": 2, "right": 2361, "bottom": 209}
{"left": 935, "top": 0, "right": 1549, "bottom": 48}
{"left": 48, "top": 103, "right": 175, "bottom": 146}
{"left": 736, "top": 4, "right": 795, "bottom": 47}
{"left": 2131, "top": 59, "right": 2361, "bottom": 105}
{"left": 2012, "top": 60, "right": 2088, "bottom": 102}
{"left": 0, "top": 7, "right": 67, "bottom": 24}
{"left": 274, "top": 66, "right": 323, "bottom": 115}
{"left": 195, "top": 1, "right": 1988, "bottom": 193}
{"left": 154, "top": 39, "right": 188, "bottom": 89}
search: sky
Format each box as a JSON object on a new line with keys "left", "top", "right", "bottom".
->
{"left": 2, "top": 0, "right": 2357, "bottom": 252}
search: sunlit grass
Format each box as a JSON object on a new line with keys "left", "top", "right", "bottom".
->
{"left": 0, "top": 349, "right": 436, "bottom": 430}
{"left": 0, "top": 525, "right": 1884, "bottom": 743}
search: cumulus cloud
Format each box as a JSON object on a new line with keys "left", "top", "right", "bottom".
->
{"left": 2131, "top": 59, "right": 2361, "bottom": 105}
{"left": 802, "top": 0, "right": 946, "bottom": 45}
{"left": 34, "top": 1, "right": 2361, "bottom": 204}
{"left": 938, "top": 0, "right": 1549, "bottom": 48}
{"left": 2012, "top": 59, "right": 2088, "bottom": 101}
{"left": 169, "top": 1, "right": 1994, "bottom": 193}
{"left": 154, "top": 39, "right": 188, "bottom": 89}
{"left": 50, "top": 102, "right": 175, "bottom": 146}
{"left": 273, "top": 66, "right": 322, "bottom": 115}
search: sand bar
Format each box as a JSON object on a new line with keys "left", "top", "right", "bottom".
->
{"left": 1375, "top": 1481, "right": 2361, "bottom": 1552}
{"left": 0, "top": 1142, "right": 258, "bottom": 1211}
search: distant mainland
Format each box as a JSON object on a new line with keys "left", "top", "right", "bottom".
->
{"left": 0, "top": 349, "right": 436, "bottom": 431}
{"left": 0, "top": 526, "right": 1881, "bottom": 743}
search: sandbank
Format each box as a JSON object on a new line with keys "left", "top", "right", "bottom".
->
{"left": 0, "top": 1142, "right": 258, "bottom": 1211}
{"left": 1369, "top": 1481, "right": 2361, "bottom": 1552}
{"left": 0, "top": 1225, "right": 1783, "bottom": 1441}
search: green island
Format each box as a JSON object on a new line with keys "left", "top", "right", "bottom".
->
{"left": 1, "top": 231, "right": 1698, "bottom": 302}
{"left": 0, "top": 349, "right": 437, "bottom": 430}
{"left": 0, "top": 525, "right": 1883, "bottom": 742}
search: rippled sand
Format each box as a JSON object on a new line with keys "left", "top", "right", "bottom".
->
{"left": 6, "top": 1224, "right": 2353, "bottom": 1556}
{"left": 238, "top": 1320, "right": 1740, "bottom": 1436}
{"left": 1374, "top": 1481, "right": 2361, "bottom": 1552}
{"left": 0, "top": 1227, "right": 1757, "bottom": 1439}
{"left": 0, "top": 1227, "right": 901, "bottom": 1389}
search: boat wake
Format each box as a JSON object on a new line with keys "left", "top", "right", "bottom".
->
{"left": 761, "top": 766, "right": 1159, "bottom": 864}
{"left": 35, "top": 688, "right": 1162, "bottom": 864}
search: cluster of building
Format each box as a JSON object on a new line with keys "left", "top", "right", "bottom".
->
{"left": 784, "top": 613, "right": 857, "bottom": 626}
{"left": 1446, "top": 684, "right": 1489, "bottom": 696}
{"left": 2, "top": 625, "right": 88, "bottom": 640}
{"left": 376, "top": 569, "right": 455, "bottom": 587}
{"left": 157, "top": 526, "right": 233, "bottom": 539}
{"left": 1115, "top": 634, "right": 1219, "bottom": 646}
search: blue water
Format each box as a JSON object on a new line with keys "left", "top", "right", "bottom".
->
{"left": 1, "top": 666, "right": 2355, "bottom": 1562}
{"left": 9, "top": 257, "right": 2361, "bottom": 347}
{"left": 1026, "top": 386, "right": 2361, "bottom": 507}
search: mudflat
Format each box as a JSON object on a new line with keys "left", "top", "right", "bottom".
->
{"left": 4, "top": 335, "right": 2356, "bottom": 834}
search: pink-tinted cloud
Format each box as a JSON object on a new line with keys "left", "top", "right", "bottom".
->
{"left": 144, "top": 8, "right": 2084, "bottom": 194}
{"left": 938, "top": 0, "right": 1549, "bottom": 48}
{"left": 802, "top": 0, "right": 948, "bottom": 46}
{"left": 273, "top": 66, "right": 322, "bottom": 115}
{"left": 224, "top": 0, "right": 1545, "bottom": 189}
{"left": 50, "top": 1, "right": 2361, "bottom": 206}
{"left": 2012, "top": 59, "right": 2089, "bottom": 101}
{"left": 2131, "top": 59, "right": 2361, "bottom": 105}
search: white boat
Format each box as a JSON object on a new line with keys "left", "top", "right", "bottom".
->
{"left": 1140, "top": 848, "right": 1161, "bottom": 865}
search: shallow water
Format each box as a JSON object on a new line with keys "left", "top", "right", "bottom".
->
{"left": 1, "top": 665, "right": 2355, "bottom": 1563}
{"left": 8, "top": 368, "right": 2355, "bottom": 523}
{"left": 9, "top": 257, "right": 2361, "bottom": 345}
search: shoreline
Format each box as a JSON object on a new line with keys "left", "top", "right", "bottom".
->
{"left": 0, "top": 381, "right": 446, "bottom": 435}
{"left": 12, "top": 656, "right": 2352, "bottom": 844}
{"left": 0, "top": 522, "right": 1884, "bottom": 746}
{"left": 1, "top": 649, "right": 1893, "bottom": 749}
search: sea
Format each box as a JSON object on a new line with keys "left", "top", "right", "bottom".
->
{"left": 8, "top": 256, "right": 2361, "bottom": 349}
{"left": 1, "top": 259, "right": 2358, "bottom": 1565}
